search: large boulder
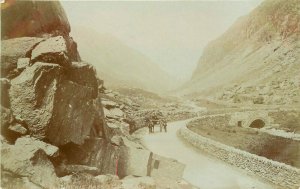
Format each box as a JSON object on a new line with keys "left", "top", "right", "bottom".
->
{"left": 1, "top": 1, "right": 81, "bottom": 62}
{"left": 1, "top": 143, "right": 59, "bottom": 188}
{"left": 1, "top": 37, "right": 43, "bottom": 77}
{"left": 118, "top": 137, "right": 153, "bottom": 178}
{"left": 9, "top": 62, "right": 98, "bottom": 145}
{"left": 1, "top": 1, "right": 70, "bottom": 39}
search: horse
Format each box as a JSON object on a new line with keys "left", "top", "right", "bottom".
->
{"left": 159, "top": 119, "right": 167, "bottom": 132}
{"left": 146, "top": 119, "right": 154, "bottom": 133}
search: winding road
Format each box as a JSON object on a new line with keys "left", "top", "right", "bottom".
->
{"left": 143, "top": 119, "right": 274, "bottom": 189}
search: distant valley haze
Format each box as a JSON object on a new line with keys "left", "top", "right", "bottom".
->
{"left": 61, "top": 0, "right": 262, "bottom": 92}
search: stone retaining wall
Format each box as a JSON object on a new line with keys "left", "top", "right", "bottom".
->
{"left": 178, "top": 127, "right": 300, "bottom": 189}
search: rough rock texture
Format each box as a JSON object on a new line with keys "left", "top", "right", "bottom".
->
{"left": 9, "top": 62, "right": 99, "bottom": 145}
{"left": 30, "top": 36, "right": 70, "bottom": 66}
{"left": 1, "top": 143, "right": 59, "bottom": 188}
{"left": 61, "top": 138, "right": 119, "bottom": 175}
{"left": 15, "top": 136, "right": 60, "bottom": 157}
{"left": 1, "top": 37, "right": 43, "bottom": 77}
{"left": 118, "top": 137, "right": 153, "bottom": 178}
{"left": 1, "top": 1, "right": 70, "bottom": 39}
{"left": 182, "top": 0, "right": 300, "bottom": 105}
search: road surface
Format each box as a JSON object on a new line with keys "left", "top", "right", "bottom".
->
{"left": 142, "top": 119, "right": 274, "bottom": 189}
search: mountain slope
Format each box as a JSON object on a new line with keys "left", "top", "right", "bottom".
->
{"left": 182, "top": 0, "right": 300, "bottom": 105}
{"left": 70, "top": 27, "right": 176, "bottom": 93}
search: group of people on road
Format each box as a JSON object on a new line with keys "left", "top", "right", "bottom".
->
{"left": 144, "top": 110, "right": 168, "bottom": 134}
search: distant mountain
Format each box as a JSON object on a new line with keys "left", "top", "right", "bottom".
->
{"left": 181, "top": 0, "right": 300, "bottom": 105}
{"left": 70, "top": 27, "right": 176, "bottom": 93}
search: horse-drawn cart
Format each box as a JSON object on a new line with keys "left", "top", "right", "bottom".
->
{"left": 144, "top": 110, "right": 167, "bottom": 133}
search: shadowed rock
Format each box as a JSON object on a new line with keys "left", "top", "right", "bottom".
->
{"left": 0, "top": 78, "right": 11, "bottom": 107}
{"left": 60, "top": 138, "right": 119, "bottom": 175}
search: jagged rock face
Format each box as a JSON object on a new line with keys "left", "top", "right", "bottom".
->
{"left": 9, "top": 61, "right": 98, "bottom": 146}
{"left": 184, "top": 0, "right": 300, "bottom": 105}
{"left": 1, "top": 1, "right": 70, "bottom": 39}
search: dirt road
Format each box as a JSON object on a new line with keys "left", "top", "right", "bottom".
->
{"left": 142, "top": 119, "right": 274, "bottom": 189}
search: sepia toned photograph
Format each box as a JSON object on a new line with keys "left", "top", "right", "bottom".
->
{"left": 0, "top": 0, "right": 299, "bottom": 188}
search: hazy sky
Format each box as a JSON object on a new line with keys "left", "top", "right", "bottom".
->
{"left": 61, "top": 0, "right": 262, "bottom": 81}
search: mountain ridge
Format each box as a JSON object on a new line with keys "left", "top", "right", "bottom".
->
{"left": 180, "top": 0, "right": 300, "bottom": 105}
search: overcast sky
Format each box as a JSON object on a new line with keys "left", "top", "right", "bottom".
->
{"left": 61, "top": 0, "right": 262, "bottom": 81}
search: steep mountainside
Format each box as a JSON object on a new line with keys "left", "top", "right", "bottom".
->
{"left": 182, "top": 0, "right": 300, "bottom": 105}
{"left": 71, "top": 27, "right": 176, "bottom": 93}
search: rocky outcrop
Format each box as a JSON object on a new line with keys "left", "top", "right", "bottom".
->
{"left": 1, "top": 1, "right": 191, "bottom": 189}
{"left": 9, "top": 58, "right": 99, "bottom": 145}
{"left": 1, "top": 2, "right": 109, "bottom": 187}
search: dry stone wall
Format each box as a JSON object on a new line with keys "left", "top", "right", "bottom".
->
{"left": 189, "top": 114, "right": 231, "bottom": 128}
{"left": 178, "top": 126, "right": 300, "bottom": 189}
